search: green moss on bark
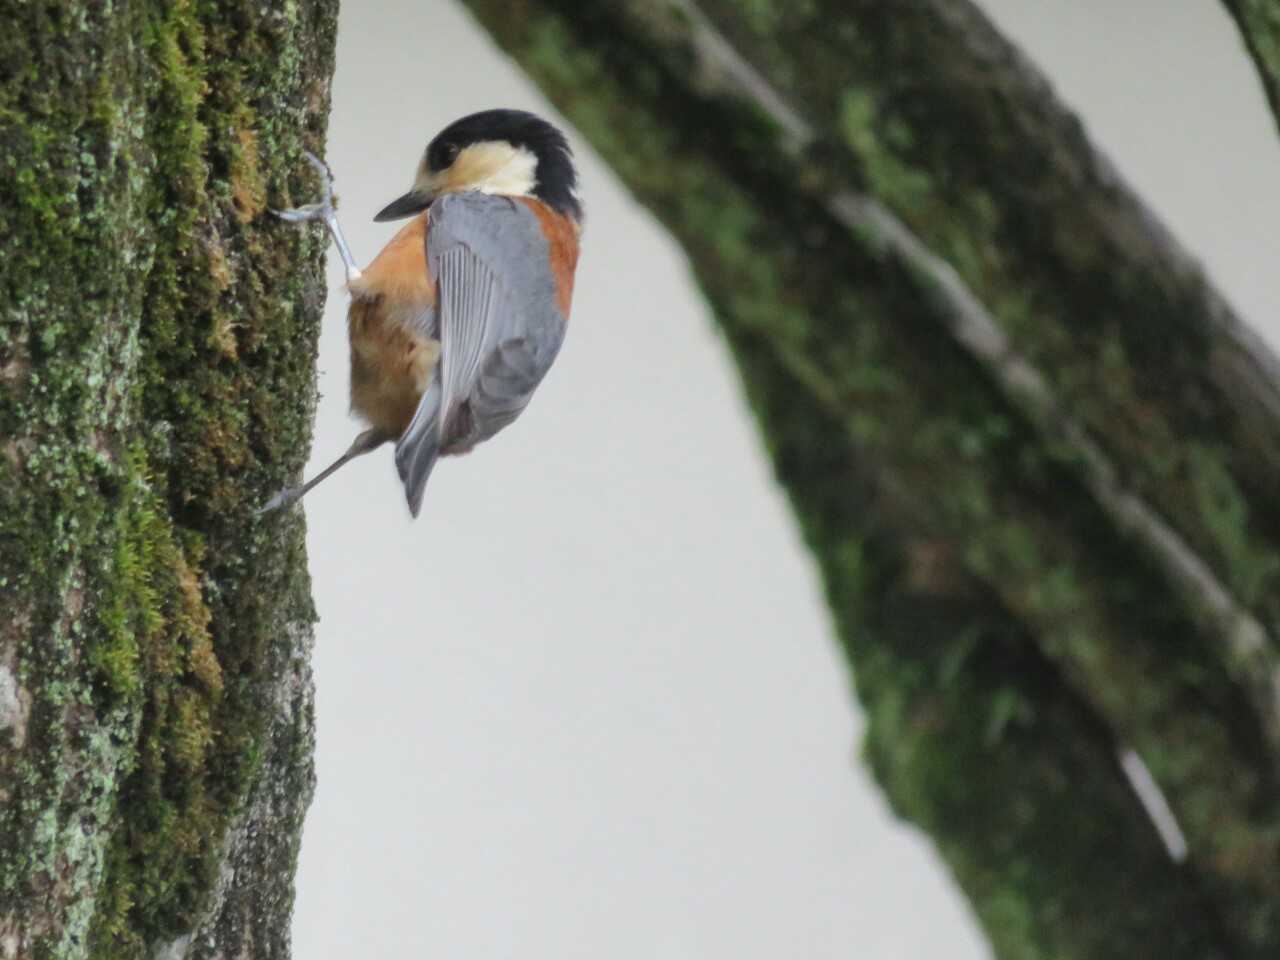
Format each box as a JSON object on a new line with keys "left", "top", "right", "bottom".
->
{"left": 0, "top": 0, "right": 337, "bottom": 956}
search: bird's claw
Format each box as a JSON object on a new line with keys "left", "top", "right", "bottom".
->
{"left": 274, "top": 150, "right": 338, "bottom": 225}
{"left": 256, "top": 488, "right": 300, "bottom": 516}
{"left": 274, "top": 203, "right": 324, "bottom": 223}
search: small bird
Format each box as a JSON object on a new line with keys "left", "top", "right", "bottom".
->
{"left": 261, "top": 109, "right": 582, "bottom": 517}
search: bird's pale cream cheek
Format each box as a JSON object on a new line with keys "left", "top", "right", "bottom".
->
{"left": 415, "top": 142, "right": 538, "bottom": 198}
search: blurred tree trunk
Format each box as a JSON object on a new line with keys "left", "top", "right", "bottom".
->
{"left": 458, "top": 1, "right": 1280, "bottom": 957}
{"left": 0, "top": 2, "right": 337, "bottom": 957}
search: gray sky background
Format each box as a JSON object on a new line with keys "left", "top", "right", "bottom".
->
{"left": 290, "top": 2, "right": 1280, "bottom": 957}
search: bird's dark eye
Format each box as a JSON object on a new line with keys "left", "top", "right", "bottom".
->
{"left": 435, "top": 141, "right": 460, "bottom": 169}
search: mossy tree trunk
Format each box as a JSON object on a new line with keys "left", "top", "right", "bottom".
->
{"left": 457, "top": 1, "right": 1280, "bottom": 957}
{"left": 0, "top": 2, "right": 337, "bottom": 957}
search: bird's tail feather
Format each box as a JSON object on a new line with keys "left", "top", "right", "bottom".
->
{"left": 395, "top": 379, "right": 442, "bottom": 518}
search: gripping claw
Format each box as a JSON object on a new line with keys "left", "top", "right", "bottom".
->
{"left": 273, "top": 151, "right": 361, "bottom": 281}
{"left": 274, "top": 152, "right": 338, "bottom": 224}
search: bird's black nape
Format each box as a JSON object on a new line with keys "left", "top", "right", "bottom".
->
{"left": 427, "top": 109, "right": 581, "bottom": 221}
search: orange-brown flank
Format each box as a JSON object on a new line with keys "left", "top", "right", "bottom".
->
{"left": 517, "top": 196, "right": 580, "bottom": 317}
{"left": 346, "top": 214, "right": 439, "bottom": 438}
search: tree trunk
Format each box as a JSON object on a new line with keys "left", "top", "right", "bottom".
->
{"left": 0, "top": 2, "right": 337, "bottom": 957}
{"left": 457, "top": 1, "right": 1280, "bottom": 957}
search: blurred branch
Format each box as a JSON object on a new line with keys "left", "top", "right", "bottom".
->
{"left": 1221, "top": 0, "right": 1280, "bottom": 135}
{"left": 667, "top": 0, "right": 1280, "bottom": 761}
{"left": 457, "top": 0, "right": 1280, "bottom": 955}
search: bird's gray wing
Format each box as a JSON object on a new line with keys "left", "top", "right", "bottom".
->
{"left": 431, "top": 193, "right": 567, "bottom": 442}
{"left": 394, "top": 192, "right": 567, "bottom": 515}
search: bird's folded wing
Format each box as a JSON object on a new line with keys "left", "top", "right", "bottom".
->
{"left": 426, "top": 192, "right": 566, "bottom": 447}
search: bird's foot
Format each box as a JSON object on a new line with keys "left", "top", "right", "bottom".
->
{"left": 255, "top": 486, "right": 302, "bottom": 516}
{"left": 275, "top": 151, "right": 362, "bottom": 281}
{"left": 275, "top": 151, "right": 336, "bottom": 223}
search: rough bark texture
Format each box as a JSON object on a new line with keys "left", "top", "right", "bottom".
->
{"left": 0, "top": 1, "right": 337, "bottom": 957}
{"left": 1222, "top": 0, "right": 1280, "bottom": 134}
{"left": 456, "top": 1, "right": 1280, "bottom": 957}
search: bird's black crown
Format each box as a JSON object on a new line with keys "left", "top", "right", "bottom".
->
{"left": 427, "top": 109, "right": 581, "bottom": 221}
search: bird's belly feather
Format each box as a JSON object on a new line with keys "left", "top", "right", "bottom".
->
{"left": 348, "top": 298, "right": 439, "bottom": 438}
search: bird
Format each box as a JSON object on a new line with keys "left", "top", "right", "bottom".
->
{"left": 260, "top": 109, "right": 582, "bottom": 518}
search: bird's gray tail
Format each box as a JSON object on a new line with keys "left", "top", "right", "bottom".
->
{"left": 395, "top": 378, "right": 443, "bottom": 518}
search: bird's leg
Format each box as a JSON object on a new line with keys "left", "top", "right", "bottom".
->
{"left": 276, "top": 151, "right": 363, "bottom": 283}
{"left": 257, "top": 428, "right": 388, "bottom": 515}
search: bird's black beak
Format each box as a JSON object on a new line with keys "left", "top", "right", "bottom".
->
{"left": 373, "top": 189, "right": 433, "bottom": 222}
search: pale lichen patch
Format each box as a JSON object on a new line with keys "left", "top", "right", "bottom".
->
{"left": 0, "top": 663, "right": 30, "bottom": 750}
